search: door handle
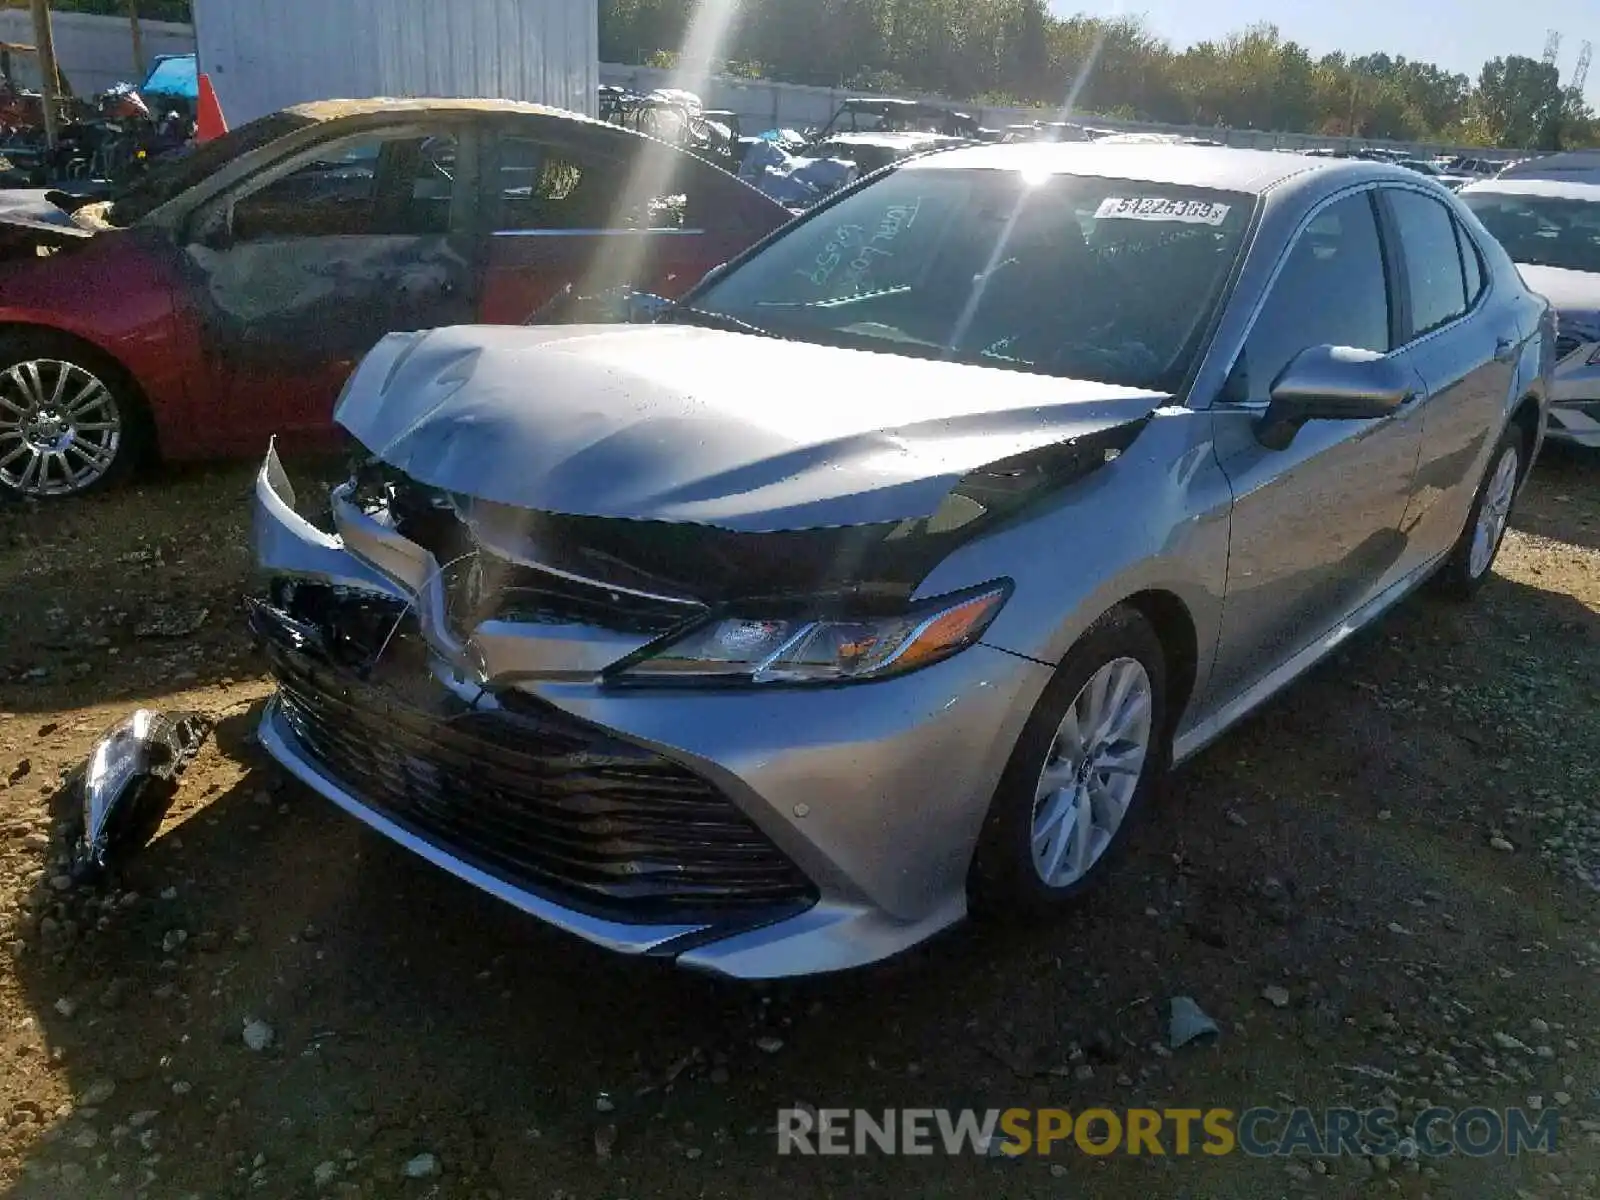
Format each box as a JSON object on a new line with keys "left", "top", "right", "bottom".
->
{"left": 1494, "top": 337, "right": 1517, "bottom": 364}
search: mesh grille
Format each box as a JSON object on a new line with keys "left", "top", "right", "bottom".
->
{"left": 257, "top": 609, "right": 814, "bottom": 924}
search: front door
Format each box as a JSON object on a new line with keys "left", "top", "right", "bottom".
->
{"left": 1208, "top": 188, "right": 1426, "bottom": 704}
{"left": 179, "top": 123, "right": 479, "bottom": 447}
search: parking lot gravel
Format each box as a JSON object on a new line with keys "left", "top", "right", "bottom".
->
{"left": 0, "top": 449, "right": 1595, "bottom": 1199}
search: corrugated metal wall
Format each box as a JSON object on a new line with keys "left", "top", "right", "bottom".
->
{"left": 192, "top": 0, "right": 597, "bottom": 126}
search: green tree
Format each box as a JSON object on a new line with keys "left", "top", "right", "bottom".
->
{"left": 594, "top": 0, "right": 1598, "bottom": 147}
{"left": 1475, "top": 55, "right": 1564, "bottom": 148}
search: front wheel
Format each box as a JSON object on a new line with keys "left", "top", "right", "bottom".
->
{"left": 970, "top": 605, "right": 1170, "bottom": 915}
{"left": 1434, "top": 427, "right": 1523, "bottom": 600}
{"left": 0, "top": 335, "right": 141, "bottom": 500}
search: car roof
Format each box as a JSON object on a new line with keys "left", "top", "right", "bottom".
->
{"left": 1460, "top": 177, "right": 1600, "bottom": 202}
{"left": 901, "top": 141, "right": 1412, "bottom": 196}
{"left": 842, "top": 98, "right": 944, "bottom": 110}
{"left": 284, "top": 97, "right": 602, "bottom": 126}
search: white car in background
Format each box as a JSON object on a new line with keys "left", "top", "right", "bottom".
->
{"left": 1462, "top": 177, "right": 1600, "bottom": 447}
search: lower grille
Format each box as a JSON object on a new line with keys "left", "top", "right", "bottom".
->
{"left": 257, "top": 608, "right": 815, "bottom": 924}
{"left": 1555, "top": 332, "right": 1583, "bottom": 361}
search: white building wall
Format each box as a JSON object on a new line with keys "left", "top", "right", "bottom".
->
{"left": 191, "top": 0, "right": 598, "bottom": 126}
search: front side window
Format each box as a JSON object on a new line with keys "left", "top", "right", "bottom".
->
{"left": 1230, "top": 191, "right": 1391, "bottom": 401}
{"left": 228, "top": 130, "right": 458, "bottom": 241}
{"left": 1459, "top": 189, "right": 1600, "bottom": 274}
{"left": 1387, "top": 189, "right": 1469, "bottom": 338}
{"left": 691, "top": 168, "right": 1253, "bottom": 390}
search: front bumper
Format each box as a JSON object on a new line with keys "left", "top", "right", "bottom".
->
{"left": 250, "top": 447, "right": 1051, "bottom": 978}
{"left": 1549, "top": 348, "right": 1600, "bottom": 448}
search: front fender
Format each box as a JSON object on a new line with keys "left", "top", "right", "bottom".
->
{"left": 914, "top": 408, "right": 1229, "bottom": 730}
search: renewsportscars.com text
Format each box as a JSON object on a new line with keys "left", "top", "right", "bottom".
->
{"left": 776, "top": 1106, "right": 1560, "bottom": 1158}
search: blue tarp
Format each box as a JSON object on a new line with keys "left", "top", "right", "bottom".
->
{"left": 142, "top": 53, "right": 198, "bottom": 101}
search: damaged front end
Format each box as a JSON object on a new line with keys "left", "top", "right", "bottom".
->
{"left": 248, "top": 393, "right": 1150, "bottom": 973}
{"left": 0, "top": 190, "right": 98, "bottom": 263}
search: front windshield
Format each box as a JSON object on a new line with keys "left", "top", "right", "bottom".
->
{"left": 1462, "top": 191, "right": 1600, "bottom": 273}
{"left": 107, "top": 110, "right": 318, "bottom": 226}
{"left": 689, "top": 167, "right": 1253, "bottom": 390}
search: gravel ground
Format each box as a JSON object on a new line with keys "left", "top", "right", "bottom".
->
{"left": 0, "top": 448, "right": 1595, "bottom": 1200}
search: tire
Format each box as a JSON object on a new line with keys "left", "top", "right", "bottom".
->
{"left": 0, "top": 332, "right": 144, "bottom": 501}
{"left": 969, "top": 604, "right": 1170, "bottom": 916}
{"left": 1433, "top": 425, "right": 1524, "bottom": 601}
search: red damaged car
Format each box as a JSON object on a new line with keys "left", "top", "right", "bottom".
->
{"left": 0, "top": 99, "right": 788, "bottom": 499}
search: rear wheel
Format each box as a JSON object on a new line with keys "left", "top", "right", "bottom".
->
{"left": 0, "top": 334, "right": 142, "bottom": 500}
{"left": 970, "top": 605, "right": 1169, "bottom": 915}
{"left": 1434, "top": 427, "right": 1523, "bottom": 600}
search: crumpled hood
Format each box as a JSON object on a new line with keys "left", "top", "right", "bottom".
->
{"left": 0, "top": 190, "right": 96, "bottom": 239}
{"left": 1519, "top": 264, "right": 1600, "bottom": 322}
{"left": 335, "top": 324, "right": 1167, "bottom": 533}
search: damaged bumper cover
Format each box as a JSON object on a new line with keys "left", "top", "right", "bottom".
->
{"left": 251, "top": 447, "right": 1057, "bottom": 978}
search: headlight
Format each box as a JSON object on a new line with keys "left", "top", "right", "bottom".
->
{"left": 611, "top": 584, "right": 1010, "bottom": 685}
{"left": 1587, "top": 344, "right": 1600, "bottom": 366}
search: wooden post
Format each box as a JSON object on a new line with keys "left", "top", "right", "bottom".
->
{"left": 27, "top": 0, "right": 59, "bottom": 150}
{"left": 127, "top": 0, "right": 146, "bottom": 80}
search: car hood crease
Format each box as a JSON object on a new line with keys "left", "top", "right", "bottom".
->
{"left": 335, "top": 324, "right": 1168, "bottom": 533}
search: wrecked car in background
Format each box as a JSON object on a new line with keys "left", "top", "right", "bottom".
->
{"left": 1461, "top": 176, "right": 1600, "bottom": 448}
{"left": 740, "top": 130, "right": 969, "bottom": 210}
{"left": 811, "top": 97, "right": 997, "bottom": 143}
{"left": 0, "top": 98, "right": 787, "bottom": 500}
{"left": 250, "top": 143, "right": 1549, "bottom": 979}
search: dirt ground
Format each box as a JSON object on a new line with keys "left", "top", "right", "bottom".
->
{"left": 0, "top": 447, "right": 1596, "bottom": 1200}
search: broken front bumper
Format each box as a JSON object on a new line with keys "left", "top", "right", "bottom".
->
{"left": 250, "top": 447, "right": 1051, "bottom": 979}
{"left": 1550, "top": 354, "right": 1600, "bottom": 448}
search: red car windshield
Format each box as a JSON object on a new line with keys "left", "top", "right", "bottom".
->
{"left": 109, "top": 110, "right": 318, "bottom": 225}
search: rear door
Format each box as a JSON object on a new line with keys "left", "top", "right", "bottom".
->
{"left": 1376, "top": 187, "right": 1517, "bottom": 568}
{"left": 178, "top": 119, "right": 480, "bottom": 445}
{"left": 477, "top": 118, "right": 785, "bottom": 324}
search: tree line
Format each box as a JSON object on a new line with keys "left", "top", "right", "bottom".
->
{"left": 603, "top": 0, "right": 1598, "bottom": 149}
{"left": 16, "top": 0, "right": 1596, "bottom": 148}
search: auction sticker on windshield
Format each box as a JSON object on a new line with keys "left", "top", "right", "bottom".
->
{"left": 1094, "top": 197, "right": 1231, "bottom": 225}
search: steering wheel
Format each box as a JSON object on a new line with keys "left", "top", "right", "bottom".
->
{"left": 421, "top": 136, "right": 455, "bottom": 184}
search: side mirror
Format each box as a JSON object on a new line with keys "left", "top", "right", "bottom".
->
{"left": 1256, "top": 345, "right": 1415, "bottom": 449}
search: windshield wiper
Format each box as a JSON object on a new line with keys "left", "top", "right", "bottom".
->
{"left": 661, "top": 305, "right": 774, "bottom": 338}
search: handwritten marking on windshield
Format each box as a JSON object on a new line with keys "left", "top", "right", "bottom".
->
{"left": 836, "top": 198, "right": 924, "bottom": 295}
{"left": 796, "top": 224, "right": 866, "bottom": 288}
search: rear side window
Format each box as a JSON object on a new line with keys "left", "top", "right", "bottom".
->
{"left": 1388, "top": 190, "right": 1469, "bottom": 338}
{"left": 495, "top": 135, "right": 692, "bottom": 232}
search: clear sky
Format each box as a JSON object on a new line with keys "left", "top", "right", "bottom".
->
{"left": 1051, "top": 0, "right": 1600, "bottom": 106}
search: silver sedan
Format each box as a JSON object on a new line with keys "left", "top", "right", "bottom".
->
{"left": 251, "top": 143, "right": 1553, "bottom": 978}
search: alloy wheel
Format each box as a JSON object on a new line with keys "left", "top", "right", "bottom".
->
{"left": 0, "top": 358, "right": 122, "bottom": 497}
{"left": 1468, "top": 445, "right": 1519, "bottom": 580}
{"left": 1029, "top": 656, "right": 1154, "bottom": 889}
